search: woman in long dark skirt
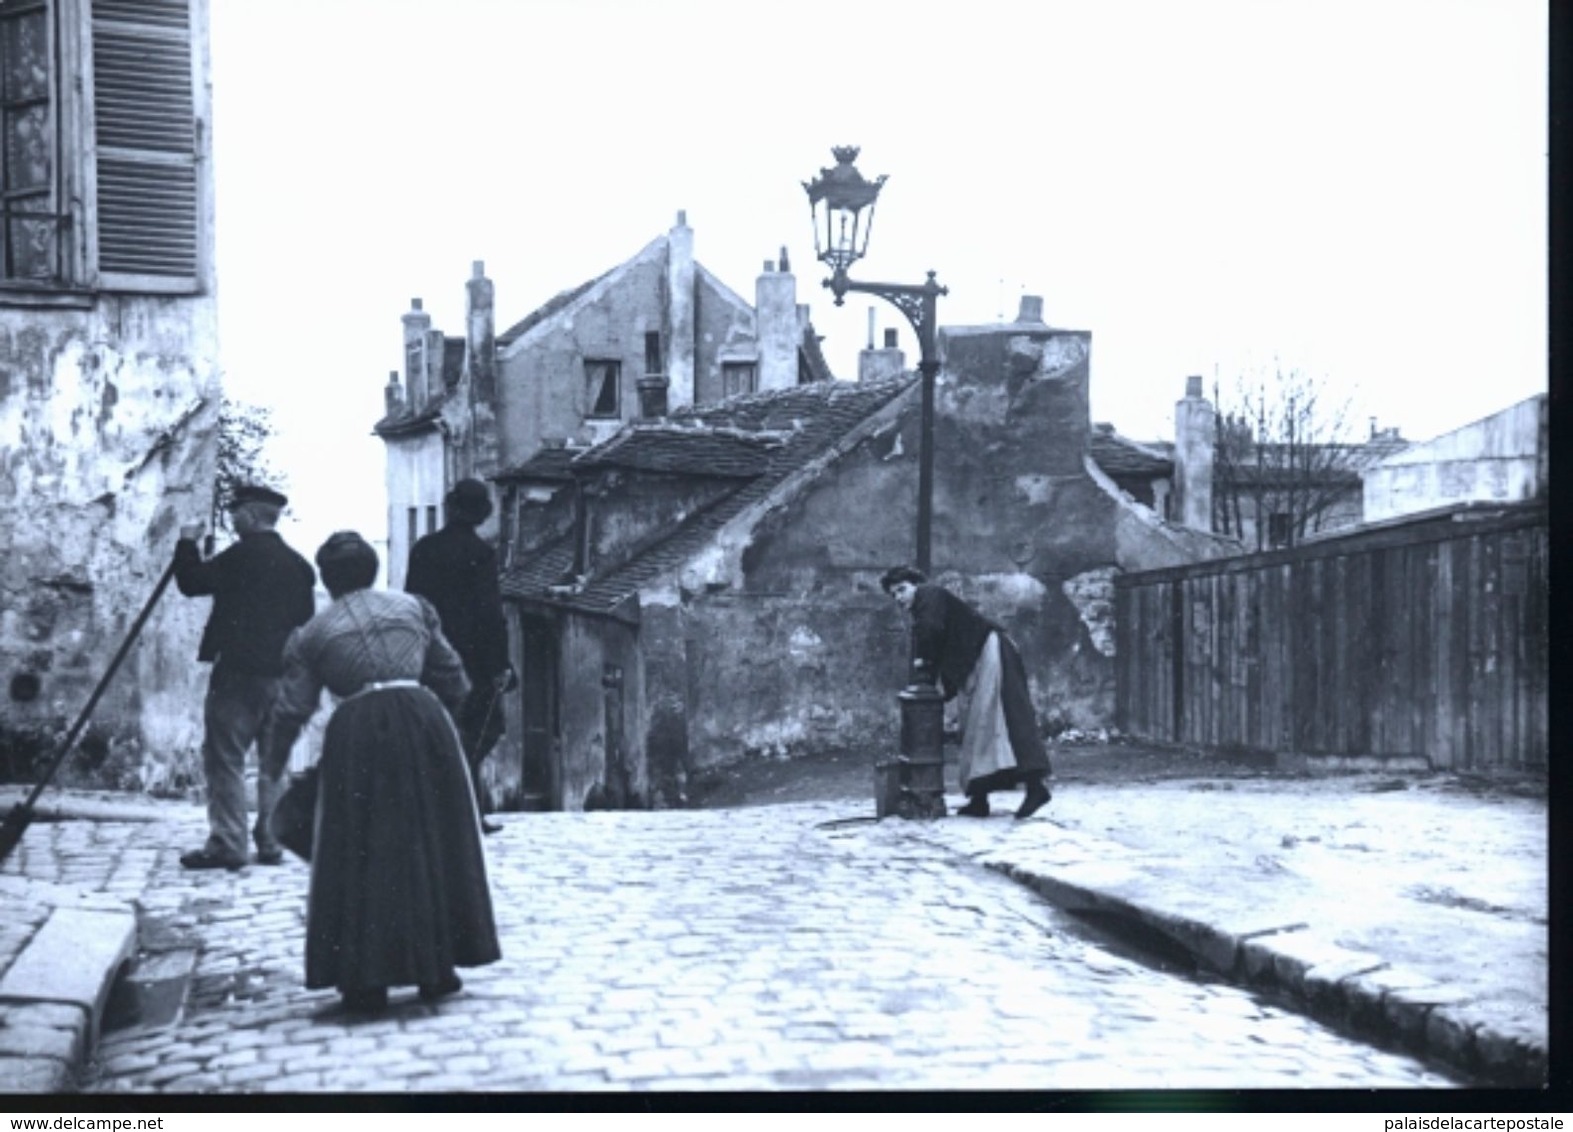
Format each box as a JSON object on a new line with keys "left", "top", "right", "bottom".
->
{"left": 881, "top": 565, "right": 1053, "bottom": 820}
{"left": 261, "top": 531, "right": 501, "bottom": 1013}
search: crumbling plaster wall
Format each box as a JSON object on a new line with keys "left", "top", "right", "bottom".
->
{"left": 0, "top": 297, "right": 220, "bottom": 791}
{"left": 553, "top": 614, "right": 645, "bottom": 813}
{"left": 495, "top": 246, "right": 670, "bottom": 466}
{"left": 693, "top": 268, "right": 756, "bottom": 405}
{"left": 660, "top": 319, "right": 1239, "bottom": 765}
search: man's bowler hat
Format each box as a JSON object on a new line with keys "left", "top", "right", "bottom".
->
{"left": 227, "top": 484, "right": 289, "bottom": 510}
{"left": 446, "top": 478, "right": 493, "bottom": 523}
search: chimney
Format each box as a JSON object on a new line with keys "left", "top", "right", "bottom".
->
{"left": 665, "top": 210, "right": 695, "bottom": 410}
{"left": 1016, "top": 295, "right": 1046, "bottom": 324}
{"left": 637, "top": 329, "right": 670, "bottom": 418}
{"left": 1172, "top": 375, "right": 1215, "bottom": 532}
{"left": 858, "top": 326, "right": 906, "bottom": 383}
{"left": 384, "top": 370, "right": 404, "bottom": 417}
{"left": 402, "top": 297, "right": 432, "bottom": 410}
{"left": 466, "top": 260, "right": 497, "bottom": 402}
{"left": 756, "top": 254, "right": 798, "bottom": 393}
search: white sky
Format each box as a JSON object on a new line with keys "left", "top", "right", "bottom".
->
{"left": 209, "top": 0, "right": 1547, "bottom": 562}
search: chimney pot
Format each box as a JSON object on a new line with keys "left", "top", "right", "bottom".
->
{"left": 1017, "top": 295, "right": 1045, "bottom": 323}
{"left": 763, "top": 260, "right": 774, "bottom": 273}
{"left": 779, "top": 246, "right": 791, "bottom": 273}
{"left": 412, "top": 298, "right": 423, "bottom": 311}
{"left": 676, "top": 209, "right": 688, "bottom": 227}
{"left": 472, "top": 260, "right": 485, "bottom": 277}
{"left": 883, "top": 328, "right": 898, "bottom": 348}
{"left": 1185, "top": 374, "right": 1203, "bottom": 398}
{"left": 637, "top": 374, "right": 671, "bottom": 420}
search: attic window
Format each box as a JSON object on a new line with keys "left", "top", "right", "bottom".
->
{"left": 586, "top": 358, "right": 620, "bottom": 418}
{"left": 722, "top": 361, "right": 757, "bottom": 398}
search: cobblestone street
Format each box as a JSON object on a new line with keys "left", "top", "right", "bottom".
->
{"left": 61, "top": 801, "right": 1461, "bottom": 1094}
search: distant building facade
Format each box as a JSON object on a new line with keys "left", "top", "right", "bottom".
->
{"left": 492, "top": 298, "right": 1238, "bottom": 813}
{"left": 1362, "top": 394, "right": 1547, "bottom": 523}
{"left": 0, "top": 0, "right": 220, "bottom": 792}
{"left": 1101, "top": 378, "right": 1410, "bottom": 550}
{"left": 374, "top": 214, "right": 833, "bottom": 589}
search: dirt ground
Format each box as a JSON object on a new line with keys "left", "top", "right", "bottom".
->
{"left": 685, "top": 738, "right": 1548, "bottom": 810}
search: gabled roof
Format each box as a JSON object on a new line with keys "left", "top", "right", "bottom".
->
{"left": 799, "top": 322, "right": 836, "bottom": 384}
{"left": 492, "top": 445, "right": 583, "bottom": 483}
{"left": 496, "top": 271, "right": 614, "bottom": 348}
{"left": 372, "top": 335, "right": 466, "bottom": 437}
{"left": 1090, "top": 425, "right": 1172, "bottom": 478}
{"left": 575, "top": 423, "right": 785, "bottom": 478}
{"left": 501, "top": 375, "right": 917, "bottom": 616}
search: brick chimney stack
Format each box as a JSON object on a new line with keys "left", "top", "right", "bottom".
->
{"left": 756, "top": 256, "right": 798, "bottom": 393}
{"left": 858, "top": 326, "right": 906, "bottom": 383}
{"left": 665, "top": 210, "right": 695, "bottom": 410}
{"left": 384, "top": 370, "right": 404, "bottom": 417}
{"left": 402, "top": 298, "right": 431, "bottom": 411}
{"left": 1173, "top": 375, "right": 1215, "bottom": 532}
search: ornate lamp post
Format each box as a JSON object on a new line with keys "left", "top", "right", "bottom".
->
{"left": 803, "top": 145, "right": 949, "bottom": 820}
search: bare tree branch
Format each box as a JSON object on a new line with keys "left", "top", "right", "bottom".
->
{"left": 1211, "top": 366, "right": 1369, "bottom": 549}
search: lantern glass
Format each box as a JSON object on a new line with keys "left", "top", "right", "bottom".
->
{"left": 803, "top": 146, "right": 887, "bottom": 274}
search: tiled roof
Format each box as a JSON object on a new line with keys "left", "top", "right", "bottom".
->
{"left": 371, "top": 337, "right": 465, "bottom": 436}
{"left": 493, "top": 446, "right": 582, "bottom": 483}
{"left": 372, "top": 397, "right": 446, "bottom": 438}
{"left": 1090, "top": 426, "right": 1172, "bottom": 478}
{"left": 501, "top": 375, "right": 917, "bottom": 616}
{"left": 575, "top": 423, "right": 783, "bottom": 478}
{"left": 799, "top": 322, "right": 837, "bottom": 384}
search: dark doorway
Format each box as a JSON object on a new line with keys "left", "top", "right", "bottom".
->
{"left": 518, "top": 614, "right": 558, "bottom": 811}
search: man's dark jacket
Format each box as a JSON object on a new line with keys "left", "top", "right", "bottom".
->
{"left": 405, "top": 522, "right": 509, "bottom": 684}
{"left": 174, "top": 530, "right": 317, "bottom": 676}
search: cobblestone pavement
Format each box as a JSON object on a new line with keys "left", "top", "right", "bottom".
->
{"left": 52, "top": 801, "right": 1463, "bottom": 1094}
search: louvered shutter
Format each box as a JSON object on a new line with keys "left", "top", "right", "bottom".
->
{"left": 91, "top": 0, "right": 201, "bottom": 291}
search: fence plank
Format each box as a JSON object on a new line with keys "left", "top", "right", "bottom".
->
{"left": 1113, "top": 503, "right": 1544, "bottom": 773}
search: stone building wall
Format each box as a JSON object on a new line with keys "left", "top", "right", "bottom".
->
{"left": 659, "top": 306, "right": 1239, "bottom": 769}
{"left": 0, "top": 298, "right": 221, "bottom": 792}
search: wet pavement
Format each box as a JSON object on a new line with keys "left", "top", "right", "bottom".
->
{"left": 2, "top": 771, "right": 1540, "bottom": 1095}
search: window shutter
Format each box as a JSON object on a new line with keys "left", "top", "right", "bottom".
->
{"left": 91, "top": 0, "right": 200, "bottom": 291}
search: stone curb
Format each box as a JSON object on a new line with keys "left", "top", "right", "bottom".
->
{"left": 0, "top": 900, "right": 138, "bottom": 1094}
{"left": 986, "top": 856, "right": 1547, "bottom": 1087}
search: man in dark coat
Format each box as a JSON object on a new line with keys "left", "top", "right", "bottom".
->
{"left": 174, "top": 484, "right": 317, "bottom": 869}
{"left": 881, "top": 566, "right": 1052, "bottom": 820}
{"left": 406, "top": 478, "right": 515, "bottom": 834}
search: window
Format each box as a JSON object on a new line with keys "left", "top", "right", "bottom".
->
{"left": 406, "top": 506, "right": 417, "bottom": 549}
{"left": 643, "top": 331, "right": 661, "bottom": 375}
{"left": 0, "top": 1, "right": 61, "bottom": 283}
{"left": 1267, "top": 511, "right": 1291, "bottom": 548}
{"left": 585, "top": 358, "right": 620, "bottom": 419}
{"left": 722, "top": 361, "right": 756, "bottom": 398}
{"left": 425, "top": 504, "right": 437, "bottom": 534}
{"left": 0, "top": 0, "right": 204, "bottom": 296}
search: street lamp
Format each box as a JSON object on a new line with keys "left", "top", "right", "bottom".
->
{"left": 803, "top": 146, "right": 947, "bottom": 577}
{"left": 803, "top": 145, "right": 948, "bottom": 821}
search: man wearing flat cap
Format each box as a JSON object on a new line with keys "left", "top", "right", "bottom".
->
{"left": 406, "top": 477, "right": 515, "bottom": 833}
{"left": 173, "top": 484, "right": 317, "bottom": 870}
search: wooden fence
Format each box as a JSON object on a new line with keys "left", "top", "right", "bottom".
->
{"left": 1114, "top": 501, "right": 1548, "bottom": 772}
